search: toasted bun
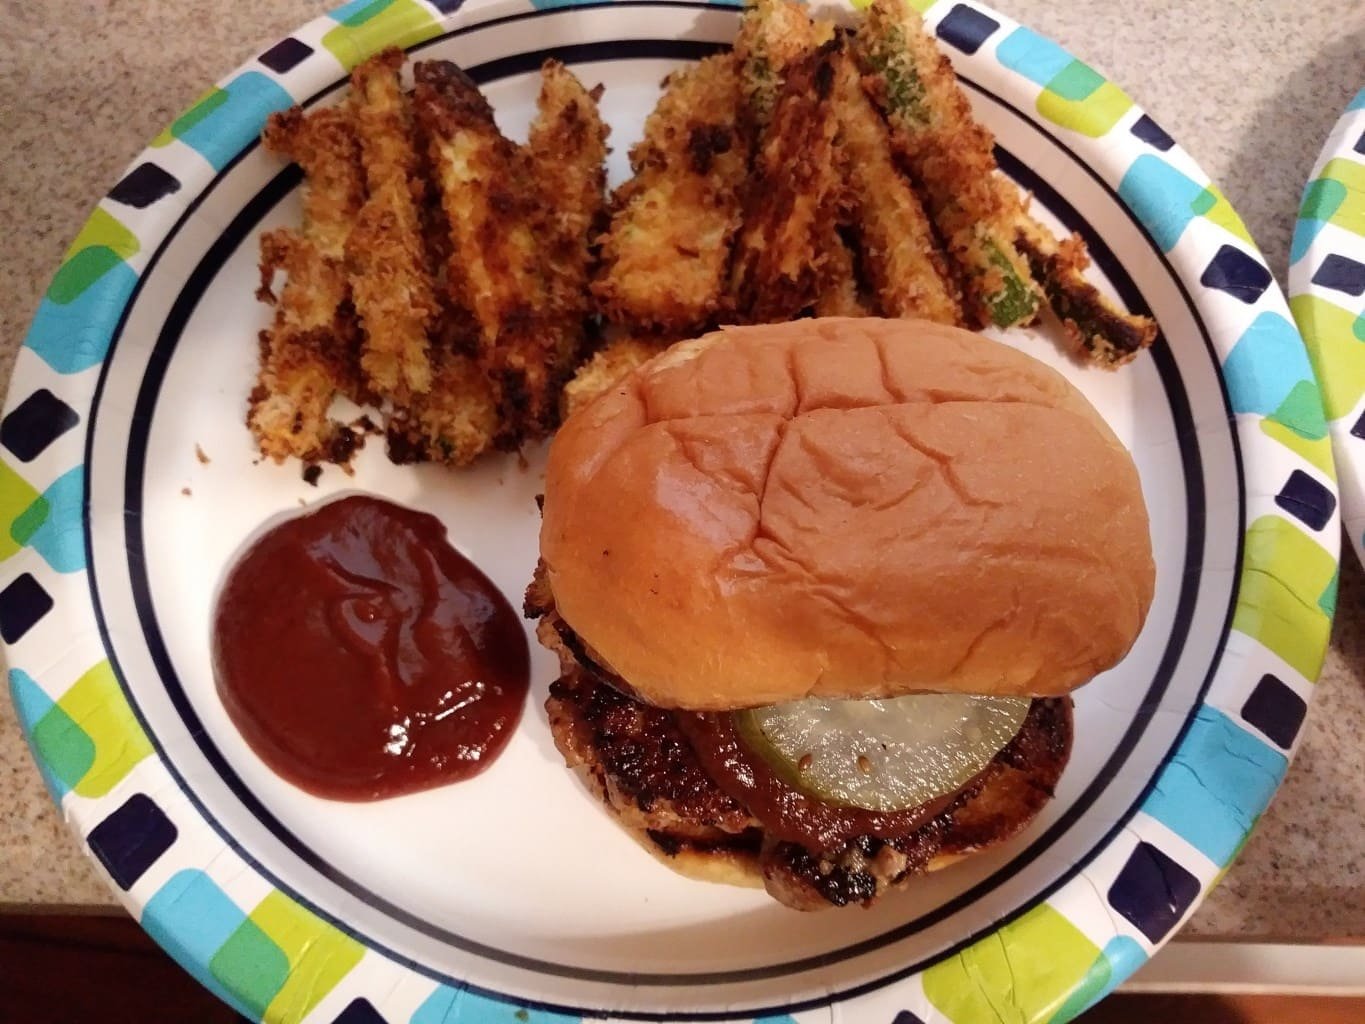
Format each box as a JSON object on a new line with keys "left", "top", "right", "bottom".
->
{"left": 541, "top": 318, "right": 1154, "bottom": 710}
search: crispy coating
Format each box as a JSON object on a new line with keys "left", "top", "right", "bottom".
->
{"left": 561, "top": 334, "right": 670, "bottom": 421}
{"left": 831, "top": 50, "right": 962, "bottom": 324}
{"left": 527, "top": 59, "right": 610, "bottom": 397}
{"left": 734, "top": 4, "right": 857, "bottom": 323}
{"left": 730, "top": 47, "right": 843, "bottom": 323}
{"left": 812, "top": 228, "right": 873, "bottom": 318}
{"left": 261, "top": 105, "right": 365, "bottom": 261}
{"left": 347, "top": 48, "right": 437, "bottom": 400}
{"left": 253, "top": 101, "right": 367, "bottom": 463}
{"left": 854, "top": 0, "right": 1041, "bottom": 329}
{"left": 387, "top": 345, "right": 498, "bottom": 465}
{"left": 1014, "top": 214, "right": 1158, "bottom": 368}
{"left": 593, "top": 54, "right": 750, "bottom": 333}
{"left": 734, "top": 0, "right": 823, "bottom": 133}
{"left": 413, "top": 59, "right": 565, "bottom": 444}
{"left": 249, "top": 229, "right": 358, "bottom": 463}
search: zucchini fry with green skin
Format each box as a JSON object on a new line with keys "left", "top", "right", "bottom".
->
{"left": 593, "top": 54, "right": 750, "bottom": 333}
{"left": 735, "top": 0, "right": 826, "bottom": 133}
{"left": 854, "top": 0, "right": 1040, "bottom": 329}
{"left": 347, "top": 48, "right": 438, "bottom": 401}
{"left": 736, "top": 0, "right": 862, "bottom": 318}
{"left": 831, "top": 50, "right": 961, "bottom": 324}
{"left": 1014, "top": 216, "right": 1158, "bottom": 367}
{"left": 527, "top": 59, "right": 609, "bottom": 367}
{"left": 730, "top": 48, "right": 844, "bottom": 323}
{"left": 413, "top": 59, "right": 563, "bottom": 443}
{"left": 253, "top": 104, "right": 367, "bottom": 463}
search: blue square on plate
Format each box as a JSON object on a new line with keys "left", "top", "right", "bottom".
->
{"left": 1, "top": 388, "right": 79, "bottom": 462}
{"left": 1312, "top": 252, "right": 1365, "bottom": 296}
{"left": 1107, "top": 841, "right": 1200, "bottom": 944}
{"left": 88, "top": 793, "right": 179, "bottom": 890}
{"left": 1274, "top": 468, "right": 1335, "bottom": 531}
{"left": 108, "top": 162, "right": 182, "bottom": 209}
{"left": 258, "top": 37, "right": 314, "bottom": 74}
{"left": 1199, "top": 244, "right": 1271, "bottom": 303}
{"left": 1240, "top": 673, "right": 1307, "bottom": 749}
{"left": 936, "top": 4, "right": 999, "bottom": 55}
{"left": 332, "top": 998, "right": 389, "bottom": 1024}
{"left": 0, "top": 573, "right": 53, "bottom": 643}
{"left": 1130, "top": 114, "right": 1175, "bottom": 151}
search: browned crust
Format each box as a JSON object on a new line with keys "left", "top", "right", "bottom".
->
{"left": 413, "top": 59, "right": 564, "bottom": 445}
{"left": 729, "top": 45, "right": 844, "bottom": 323}
{"left": 830, "top": 48, "right": 962, "bottom": 325}
{"left": 592, "top": 54, "right": 751, "bottom": 333}
{"left": 346, "top": 47, "right": 437, "bottom": 401}
{"left": 1015, "top": 216, "right": 1159, "bottom": 368}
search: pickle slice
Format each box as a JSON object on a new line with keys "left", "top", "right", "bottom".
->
{"left": 733, "top": 694, "right": 1030, "bottom": 812}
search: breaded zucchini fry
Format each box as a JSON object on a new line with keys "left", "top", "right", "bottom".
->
{"left": 253, "top": 103, "right": 367, "bottom": 462}
{"left": 735, "top": 0, "right": 862, "bottom": 320}
{"left": 347, "top": 48, "right": 437, "bottom": 401}
{"left": 730, "top": 47, "right": 843, "bottom": 323}
{"left": 388, "top": 346, "right": 498, "bottom": 465}
{"left": 413, "top": 59, "right": 562, "bottom": 443}
{"left": 527, "top": 60, "right": 609, "bottom": 366}
{"left": 854, "top": 0, "right": 1040, "bottom": 329}
{"left": 261, "top": 105, "right": 365, "bottom": 261}
{"left": 735, "top": 0, "right": 824, "bottom": 132}
{"left": 249, "top": 229, "right": 359, "bottom": 463}
{"left": 593, "top": 54, "right": 750, "bottom": 333}
{"left": 813, "top": 225, "right": 874, "bottom": 318}
{"left": 1014, "top": 215, "right": 1158, "bottom": 367}
{"left": 561, "top": 334, "right": 672, "bottom": 420}
{"left": 831, "top": 49, "right": 962, "bottom": 324}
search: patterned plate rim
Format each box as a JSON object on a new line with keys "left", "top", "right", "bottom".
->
{"left": 1, "top": 1, "right": 1339, "bottom": 1022}
{"left": 1288, "top": 86, "right": 1365, "bottom": 567}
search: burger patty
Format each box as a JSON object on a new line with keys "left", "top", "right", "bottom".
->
{"left": 528, "top": 566, "right": 1072, "bottom": 910}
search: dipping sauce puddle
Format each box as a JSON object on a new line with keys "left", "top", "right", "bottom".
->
{"left": 212, "top": 495, "right": 529, "bottom": 800}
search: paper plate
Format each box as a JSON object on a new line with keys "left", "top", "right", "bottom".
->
{"left": 1289, "top": 88, "right": 1365, "bottom": 566}
{"left": 2, "top": 1, "right": 1339, "bottom": 1021}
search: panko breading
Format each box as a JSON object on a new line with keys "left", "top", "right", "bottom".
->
{"left": 734, "top": 0, "right": 827, "bottom": 133}
{"left": 831, "top": 50, "right": 962, "bottom": 324}
{"left": 249, "top": 229, "right": 360, "bottom": 463}
{"left": 527, "top": 60, "right": 610, "bottom": 367}
{"left": 1015, "top": 215, "right": 1158, "bottom": 367}
{"left": 347, "top": 48, "right": 437, "bottom": 401}
{"left": 413, "top": 60, "right": 566, "bottom": 444}
{"left": 252, "top": 102, "right": 366, "bottom": 463}
{"left": 855, "top": 0, "right": 1041, "bottom": 329}
{"left": 730, "top": 47, "right": 843, "bottom": 323}
{"left": 388, "top": 346, "right": 498, "bottom": 466}
{"left": 261, "top": 105, "right": 365, "bottom": 261}
{"left": 812, "top": 228, "right": 873, "bottom": 318}
{"left": 735, "top": 0, "right": 859, "bottom": 323}
{"left": 593, "top": 54, "right": 750, "bottom": 333}
{"left": 561, "top": 335, "right": 670, "bottom": 420}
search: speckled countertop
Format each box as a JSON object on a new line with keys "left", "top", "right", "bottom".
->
{"left": 3, "top": 0, "right": 1364, "bottom": 942}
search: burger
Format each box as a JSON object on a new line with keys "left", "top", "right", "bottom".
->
{"left": 525, "top": 317, "right": 1154, "bottom": 910}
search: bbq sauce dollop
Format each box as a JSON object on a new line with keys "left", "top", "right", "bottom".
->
{"left": 212, "top": 495, "right": 529, "bottom": 800}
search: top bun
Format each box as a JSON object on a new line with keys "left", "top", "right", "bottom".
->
{"left": 540, "top": 318, "right": 1155, "bottom": 710}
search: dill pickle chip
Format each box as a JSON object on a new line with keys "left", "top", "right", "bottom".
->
{"left": 733, "top": 694, "right": 1030, "bottom": 812}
